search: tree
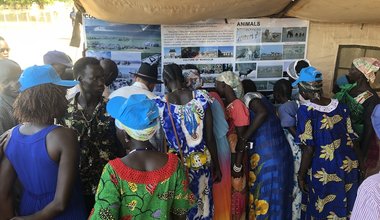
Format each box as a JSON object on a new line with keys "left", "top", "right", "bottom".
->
{"left": 0, "top": 0, "right": 71, "bottom": 9}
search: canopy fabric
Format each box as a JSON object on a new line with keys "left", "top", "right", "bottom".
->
{"left": 77, "top": 0, "right": 380, "bottom": 24}
{"left": 287, "top": 0, "right": 380, "bottom": 23}
{"left": 77, "top": 0, "right": 291, "bottom": 24}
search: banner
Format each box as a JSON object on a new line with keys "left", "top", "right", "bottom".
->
{"left": 83, "top": 16, "right": 309, "bottom": 93}
{"left": 161, "top": 18, "right": 309, "bottom": 90}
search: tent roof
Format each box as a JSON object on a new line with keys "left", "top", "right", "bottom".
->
{"left": 78, "top": 0, "right": 380, "bottom": 24}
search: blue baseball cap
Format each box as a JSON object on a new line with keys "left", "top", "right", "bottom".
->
{"left": 107, "top": 94, "right": 159, "bottom": 130}
{"left": 291, "top": 66, "right": 323, "bottom": 87}
{"left": 19, "top": 65, "right": 79, "bottom": 92}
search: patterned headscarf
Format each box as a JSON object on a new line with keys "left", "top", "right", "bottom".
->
{"left": 115, "top": 119, "right": 158, "bottom": 141}
{"left": 243, "top": 92, "right": 264, "bottom": 108}
{"left": 353, "top": 57, "right": 380, "bottom": 83}
{"left": 182, "top": 69, "right": 203, "bottom": 90}
{"left": 216, "top": 71, "right": 243, "bottom": 99}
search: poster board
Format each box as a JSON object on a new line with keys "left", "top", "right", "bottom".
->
{"left": 83, "top": 14, "right": 163, "bottom": 94}
{"left": 83, "top": 16, "right": 309, "bottom": 93}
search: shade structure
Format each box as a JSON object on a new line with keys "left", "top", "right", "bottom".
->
{"left": 77, "top": 0, "right": 380, "bottom": 24}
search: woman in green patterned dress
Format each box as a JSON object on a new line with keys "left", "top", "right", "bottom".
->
{"left": 89, "top": 94, "right": 194, "bottom": 220}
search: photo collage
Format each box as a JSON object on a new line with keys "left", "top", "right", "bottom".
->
{"left": 84, "top": 17, "right": 309, "bottom": 93}
{"left": 235, "top": 26, "right": 307, "bottom": 91}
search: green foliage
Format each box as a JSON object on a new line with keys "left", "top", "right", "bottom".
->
{"left": 0, "top": 0, "right": 71, "bottom": 8}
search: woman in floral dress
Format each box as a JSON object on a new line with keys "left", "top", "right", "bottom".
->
{"left": 294, "top": 67, "right": 359, "bottom": 219}
{"left": 155, "top": 64, "right": 222, "bottom": 220}
{"left": 90, "top": 94, "right": 194, "bottom": 219}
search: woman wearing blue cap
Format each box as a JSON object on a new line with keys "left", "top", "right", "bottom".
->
{"left": 0, "top": 65, "right": 86, "bottom": 219}
{"left": 89, "top": 94, "right": 194, "bottom": 219}
{"left": 294, "top": 66, "right": 360, "bottom": 219}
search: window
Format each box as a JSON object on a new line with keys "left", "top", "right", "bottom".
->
{"left": 334, "top": 45, "right": 380, "bottom": 90}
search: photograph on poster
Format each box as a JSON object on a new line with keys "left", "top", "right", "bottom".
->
{"left": 164, "top": 47, "right": 181, "bottom": 59}
{"left": 254, "top": 80, "right": 278, "bottom": 91}
{"left": 236, "top": 46, "right": 260, "bottom": 61}
{"left": 260, "top": 45, "right": 283, "bottom": 60}
{"left": 254, "top": 81, "right": 268, "bottom": 91}
{"left": 141, "top": 53, "right": 161, "bottom": 65}
{"left": 236, "top": 28, "right": 261, "bottom": 44}
{"left": 283, "top": 44, "right": 305, "bottom": 60}
{"left": 192, "top": 63, "right": 233, "bottom": 74}
{"left": 85, "top": 23, "right": 161, "bottom": 53}
{"left": 199, "top": 47, "right": 219, "bottom": 58}
{"left": 217, "top": 46, "right": 234, "bottom": 58}
{"left": 282, "top": 27, "right": 307, "bottom": 42}
{"left": 257, "top": 64, "right": 283, "bottom": 78}
{"left": 201, "top": 76, "right": 217, "bottom": 87}
{"left": 261, "top": 27, "right": 282, "bottom": 43}
{"left": 111, "top": 51, "right": 141, "bottom": 66}
{"left": 118, "top": 66, "right": 139, "bottom": 78}
{"left": 235, "top": 63, "right": 257, "bottom": 78}
{"left": 86, "top": 50, "right": 111, "bottom": 59}
{"left": 181, "top": 47, "right": 200, "bottom": 58}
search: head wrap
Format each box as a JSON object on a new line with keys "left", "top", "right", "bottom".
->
{"left": 216, "top": 71, "right": 243, "bottom": 98}
{"left": 293, "top": 66, "right": 323, "bottom": 100}
{"left": 107, "top": 94, "right": 159, "bottom": 141}
{"left": 243, "top": 92, "right": 264, "bottom": 107}
{"left": 182, "top": 69, "right": 203, "bottom": 90}
{"left": 116, "top": 119, "right": 159, "bottom": 141}
{"left": 353, "top": 57, "right": 380, "bottom": 83}
{"left": 287, "top": 59, "right": 311, "bottom": 80}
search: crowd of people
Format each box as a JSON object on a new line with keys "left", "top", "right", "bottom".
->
{"left": 0, "top": 35, "right": 380, "bottom": 220}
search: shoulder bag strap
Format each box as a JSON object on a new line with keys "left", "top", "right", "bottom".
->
{"left": 165, "top": 96, "right": 185, "bottom": 166}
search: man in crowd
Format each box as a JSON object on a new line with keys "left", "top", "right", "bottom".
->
{"left": 99, "top": 58, "right": 118, "bottom": 97}
{"left": 0, "top": 37, "right": 10, "bottom": 59}
{"left": 109, "top": 62, "right": 165, "bottom": 152}
{"left": 43, "top": 50, "right": 73, "bottom": 79}
{"left": 110, "top": 62, "right": 161, "bottom": 99}
{"left": 60, "top": 57, "right": 122, "bottom": 214}
{"left": 0, "top": 59, "right": 22, "bottom": 134}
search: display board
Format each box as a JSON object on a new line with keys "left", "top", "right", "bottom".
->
{"left": 83, "top": 15, "right": 309, "bottom": 93}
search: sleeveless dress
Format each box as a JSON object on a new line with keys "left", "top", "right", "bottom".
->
{"left": 5, "top": 125, "right": 86, "bottom": 219}
{"left": 155, "top": 90, "right": 214, "bottom": 220}
{"left": 247, "top": 95, "right": 293, "bottom": 220}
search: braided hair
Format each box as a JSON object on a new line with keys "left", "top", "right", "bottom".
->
{"left": 163, "top": 64, "right": 185, "bottom": 91}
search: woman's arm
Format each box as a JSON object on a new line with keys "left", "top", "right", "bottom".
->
{"left": 297, "top": 144, "right": 314, "bottom": 193}
{"left": 287, "top": 126, "right": 297, "bottom": 137}
{"left": 205, "top": 107, "right": 222, "bottom": 183}
{"left": 0, "top": 154, "right": 17, "bottom": 220}
{"left": 14, "top": 128, "right": 80, "bottom": 220}
{"left": 361, "top": 101, "right": 377, "bottom": 160}
{"left": 241, "top": 99, "right": 268, "bottom": 141}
